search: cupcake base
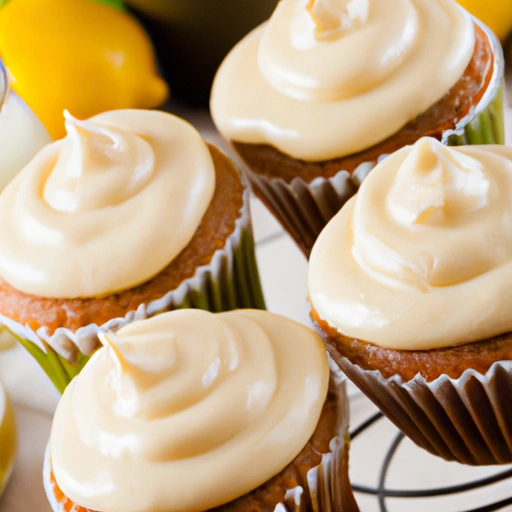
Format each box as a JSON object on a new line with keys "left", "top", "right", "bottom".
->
{"left": 312, "top": 308, "right": 512, "bottom": 466}
{"left": 336, "top": 355, "right": 512, "bottom": 466}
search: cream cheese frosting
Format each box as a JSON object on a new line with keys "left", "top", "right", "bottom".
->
{"left": 50, "top": 309, "right": 329, "bottom": 512}
{"left": 0, "top": 110, "right": 215, "bottom": 298}
{"left": 211, "top": 0, "right": 475, "bottom": 161}
{"left": 309, "top": 138, "right": 512, "bottom": 350}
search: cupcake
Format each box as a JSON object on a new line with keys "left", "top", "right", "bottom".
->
{"left": 0, "top": 110, "right": 265, "bottom": 393}
{"left": 0, "top": 379, "right": 16, "bottom": 497}
{"left": 309, "top": 137, "right": 512, "bottom": 465}
{"left": 211, "top": 0, "right": 505, "bottom": 257}
{"left": 44, "top": 309, "right": 359, "bottom": 512}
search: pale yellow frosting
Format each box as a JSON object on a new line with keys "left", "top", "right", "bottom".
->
{"left": 211, "top": 0, "right": 475, "bottom": 161}
{"left": 50, "top": 309, "right": 329, "bottom": 512}
{"left": 0, "top": 110, "right": 215, "bottom": 298}
{"left": 309, "top": 138, "right": 512, "bottom": 350}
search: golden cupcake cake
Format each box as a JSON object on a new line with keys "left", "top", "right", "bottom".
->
{"left": 211, "top": 0, "right": 504, "bottom": 257}
{"left": 44, "top": 309, "right": 359, "bottom": 512}
{"left": 0, "top": 109, "right": 265, "bottom": 393}
{"left": 309, "top": 137, "right": 512, "bottom": 465}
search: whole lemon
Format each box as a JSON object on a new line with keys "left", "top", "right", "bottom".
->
{"left": 457, "top": 0, "right": 512, "bottom": 41}
{"left": 0, "top": 0, "right": 168, "bottom": 139}
{"left": 0, "top": 381, "right": 16, "bottom": 497}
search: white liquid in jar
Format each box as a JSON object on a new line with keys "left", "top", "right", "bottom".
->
{"left": 0, "top": 68, "right": 52, "bottom": 351}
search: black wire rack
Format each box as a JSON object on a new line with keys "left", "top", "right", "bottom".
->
{"left": 348, "top": 393, "right": 512, "bottom": 512}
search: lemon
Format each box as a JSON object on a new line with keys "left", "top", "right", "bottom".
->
{"left": 0, "top": 381, "right": 16, "bottom": 497}
{"left": 457, "top": 0, "right": 512, "bottom": 41}
{"left": 0, "top": 0, "right": 168, "bottom": 139}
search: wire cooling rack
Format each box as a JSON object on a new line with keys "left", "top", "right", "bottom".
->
{"left": 348, "top": 389, "right": 512, "bottom": 512}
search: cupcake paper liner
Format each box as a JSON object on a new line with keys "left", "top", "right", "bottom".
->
{"left": 335, "top": 353, "right": 512, "bottom": 466}
{"left": 43, "top": 364, "right": 360, "bottom": 512}
{"left": 248, "top": 163, "right": 370, "bottom": 259}
{"left": 444, "top": 19, "right": 505, "bottom": 147}
{"left": 245, "top": 19, "right": 504, "bottom": 259}
{"left": 1, "top": 185, "right": 266, "bottom": 393}
{"left": 276, "top": 364, "right": 359, "bottom": 512}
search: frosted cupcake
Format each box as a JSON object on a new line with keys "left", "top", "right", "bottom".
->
{"left": 44, "top": 309, "right": 359, "bottom": 512}
{"left": 211, "top": 0, "right": 504, "bottom": 257}
{"left": 309, "top": 137, "right": 512, "bottom": 465}
{"left": 0, "top": 110, "right": 265, "bottom": 393}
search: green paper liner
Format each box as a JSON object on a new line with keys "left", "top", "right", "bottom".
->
{"left": 243, "top": 19, "right": 504, "bottom": 259}
{"left": 43, "top": 365, "right": 359, "bottom": 512}
{"left": 1, "top": 187, "right": 265, "bottom": 394}
{"left": 445, "top": 81, "right": 505, "bottom": 146}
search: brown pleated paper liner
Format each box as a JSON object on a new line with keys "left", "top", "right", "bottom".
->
{"left": 336, "top": 354, "right": 512, "bottom": 466}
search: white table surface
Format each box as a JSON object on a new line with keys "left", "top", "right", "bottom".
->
{"left": 1, "top": 68, "right": 511, "bottom": 512}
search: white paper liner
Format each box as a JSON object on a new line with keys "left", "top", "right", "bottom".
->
{"left": 336, "top": 354, "right": 512, "bottom": 466}
{"left": 243, "top": 19, "right": 504, "bottom": 259}
{"left": 43, "top": 364, "right": 360, "bottom": 512}
{"left": 0, "top": 181, "right": 258, "bottom": 363}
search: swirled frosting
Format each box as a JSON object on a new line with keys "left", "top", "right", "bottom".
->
{"left": 211, "top": 0, "right": 475, "bottom": 161}
{"left": 0, "top": 110, "right": 215, "bottom": 298}
{"left": 309, "top": 138, "right": 512, "bottom": 350}
{"left": 50, "top": 309, "right": 329, "bottom": 512}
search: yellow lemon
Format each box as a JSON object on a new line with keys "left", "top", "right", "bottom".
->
{"left": 457, "top": 0, "right": 512, "bottom": 41}
{"left": 0, "top": 381, "right": 16, "bottom": 497}
{"left": 0, "top": 0, "right": 168, "bottom": 139}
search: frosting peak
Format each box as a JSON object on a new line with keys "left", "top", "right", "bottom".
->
{"left": 51, "top": 310, "right": 329, "bottom": 512}
{"left": 309, "top": 139, "right": 512, "bottom": 350}
{"left": 44, "top": 112, "right": 155, "bottom": 213}
{"left": 0, "top": 109, "right": 215, "bottom": 298}
{"left": 306, "top": 0, "right": 369, "bottom": 36}
{"left": 259, "top": 0, "right": 422, "bottom": 103}
{"left": 387, "top": 138, "right": 490, "bottom": 227}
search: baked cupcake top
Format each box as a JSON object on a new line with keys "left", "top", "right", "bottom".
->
{"left": 309, "top": 137, "right": 512, "bottom": 350}
{"left": 0, "top": 110, "right": 215, "bottom": 299}
{"left": 211, "top": 0, "right": 475, "bottom": 161}
{"left": 50, "top": 309, "right": 329, "bottom": 512}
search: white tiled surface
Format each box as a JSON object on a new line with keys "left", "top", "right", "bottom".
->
{"left": 0, "top": 73, "right": 511, "bottom": 512}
